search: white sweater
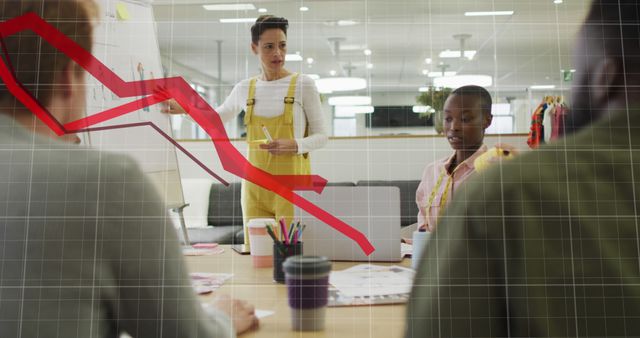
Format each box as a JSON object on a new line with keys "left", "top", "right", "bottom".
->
{"left": 216, "top": 74, "right": 328, "bottom": 155}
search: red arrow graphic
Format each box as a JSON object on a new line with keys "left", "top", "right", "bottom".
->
{"left": 0, "top": 12, "right": 375, "bottom": 255}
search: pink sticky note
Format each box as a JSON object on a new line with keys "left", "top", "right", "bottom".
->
{"left": 193, "top": 243, "right": 218, "bottom": 249}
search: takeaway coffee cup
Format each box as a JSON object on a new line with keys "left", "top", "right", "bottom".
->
{"left": 411, "top": 229, "right": 431, "bottom": 270}
{"left": 247, "top": 218, "right": 276, "bottom": 268}
{"left": 283, "top": 256, "right": 332, "bottom": 331}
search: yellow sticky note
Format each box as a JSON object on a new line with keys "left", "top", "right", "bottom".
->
{"left": 116, "top": 2, "right": 130, "bottom": 21}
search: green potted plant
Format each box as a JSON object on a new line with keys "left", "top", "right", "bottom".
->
{"left": 416, "top": 86, "right": 452, "bottom": 134}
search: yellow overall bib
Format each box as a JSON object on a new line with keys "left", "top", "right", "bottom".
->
{"left": 241, "top": 73, "right": 310, "bottom": 246}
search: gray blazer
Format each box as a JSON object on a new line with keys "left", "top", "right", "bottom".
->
{"left": 406, "top": 108, "right": 640, "bottom": 337}
{"left": 0, "top": 115, "right": 233, "bottom": 338}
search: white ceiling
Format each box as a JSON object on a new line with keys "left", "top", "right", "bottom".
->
{"left": 152, "top": 0, "right": 591, "bottom": 100}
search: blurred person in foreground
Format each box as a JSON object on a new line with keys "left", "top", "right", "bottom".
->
{"left": 406, "top": 0, "right": 640, "bottom": 336}
{"left": 0, "top": 1, "right": 256, "bottom": 337}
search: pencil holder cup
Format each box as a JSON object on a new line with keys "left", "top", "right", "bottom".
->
{"left": 273, "top": 242, "right": 303, "bottom": 283}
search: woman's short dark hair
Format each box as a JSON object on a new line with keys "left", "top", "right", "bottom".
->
{"left": 451, "top": 85, "right": 493, "bottom": 117}
{"left": 251, "top": 15, "right": 289, "bottom": 44}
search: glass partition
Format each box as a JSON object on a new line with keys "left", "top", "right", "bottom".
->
{"left": 154, "top": 0, "right": 589, "bottom": 140}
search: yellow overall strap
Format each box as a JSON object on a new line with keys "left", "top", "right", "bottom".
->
{"left": 244, "top": 77, "right": 258, "bottom": 125}
{"left": 426, "top": 170, "right": 447, "bottom": 216}
{"left": 283, "top": 73, "right": 299, "bottom": 125}
{"left": 439, "top": 175, "right": 453, "bottom": 213}
{"left": 425, "top": 165, "right": 462, "bottom": 218}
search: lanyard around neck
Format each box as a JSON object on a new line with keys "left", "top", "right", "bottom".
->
{"left": 425, "top": 163, "right": 464, "bottom": 219}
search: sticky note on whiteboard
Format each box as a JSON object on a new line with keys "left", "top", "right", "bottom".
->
{"left": 116, "top": 2, "right": 130, "bottom": 21}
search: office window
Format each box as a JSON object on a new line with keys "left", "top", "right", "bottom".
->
{"left": 485, "top": 103, "right": 514, "bottom": 134}
{"left": 333, "top": 118, "right": 357, "bottom": 137}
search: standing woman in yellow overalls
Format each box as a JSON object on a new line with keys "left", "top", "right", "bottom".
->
{"left": 215, "top": 15, "right": 328, "bottom": 246}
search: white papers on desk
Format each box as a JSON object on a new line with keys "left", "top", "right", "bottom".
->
{"left": 329, "top": 264, "right": 415, "bottom": 298}
{"left": 328, "top": 287, "right": 410, "bottom": 307}
{"left": 255, "top": 309, "right": 275, "bottom": 319}
{"left": 183, "top": 246, "right": 225, "bottom": 256}
{"left": 191, "top": 272, "right": 233, "bottom": 294}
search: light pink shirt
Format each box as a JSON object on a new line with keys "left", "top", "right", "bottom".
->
{"left": 416, "top": 145, "right": 488, "bottom": 231}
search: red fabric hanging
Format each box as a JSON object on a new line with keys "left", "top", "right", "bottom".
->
{"left": 527, "top": 103, "right": 546, "bottom": 149}
{"left": 550, "top": 104, "right": 567, "bottom": 140}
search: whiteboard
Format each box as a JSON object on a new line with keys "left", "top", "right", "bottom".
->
{"left": 86, "top": 0, "right": 185, "bottom": 208}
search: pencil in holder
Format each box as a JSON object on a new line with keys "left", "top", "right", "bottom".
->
{"left": 273, "top": 241, "right": 303, "bottom": 283}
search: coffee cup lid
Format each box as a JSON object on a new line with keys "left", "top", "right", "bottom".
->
{"left": 283, "top": 256, "right": 332, "bottom": 275}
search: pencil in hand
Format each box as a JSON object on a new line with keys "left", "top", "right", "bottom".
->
{"left": 261, "top": 124, "right": 274, "bottom": 143}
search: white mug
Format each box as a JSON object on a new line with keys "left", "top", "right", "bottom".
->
{"left": 247, "top": 218, "right": 276, "bottom": 268}
{"left": 411, "top": 230, "right": 431, "bottom": 270}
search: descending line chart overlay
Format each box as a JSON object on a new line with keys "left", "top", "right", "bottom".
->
{"left": 0, "top": 12, "right": 374, "bottom": 255}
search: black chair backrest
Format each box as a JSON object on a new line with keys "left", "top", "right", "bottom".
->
{"left": 207, "top": 182, "right": 243, "bottom": 226}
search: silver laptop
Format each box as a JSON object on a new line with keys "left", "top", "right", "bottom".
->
{"left": 294, "top": 186, "right": 402, "bottom": 262}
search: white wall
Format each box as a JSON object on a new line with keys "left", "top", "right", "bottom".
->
{"left": 177, "top": 134, "right": 529, "bottom": 183}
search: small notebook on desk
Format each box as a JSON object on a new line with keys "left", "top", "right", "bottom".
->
{"left": 328, "top": 288, "right": 410, "bottom": 307}
{"left": 190, "top": 272, "right": 232, "bottom": 295}
{"left": 328, "top": 264, "right": 414, "bottom": 307}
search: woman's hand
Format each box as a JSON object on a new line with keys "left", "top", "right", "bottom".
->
{"left": 494, "top": 143, "right": 519, "bottom": 157}
{"left": 210, "top": 294, "right": 259, "bottom": 334}
{"left": 418, "top": 223, "right": 434, "bottom": 233}
{"left": 153, "top": 85, "right": 187, "bottom": 115}
{"left": 161, "top": 98, "right": 188, "bottom": 115}
{"left": 259, "top": 139, "right": 298, "bottom": 155}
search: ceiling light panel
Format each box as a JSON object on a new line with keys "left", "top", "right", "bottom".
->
{"left": 203, "top": 3, "right": 256, "bottom": 11}
{"left": 464, "top": 11, "right": 514, "bottom": 16}
{"left": 433, "top": 75, "right": 493, "bottom": 89}
{"left": 439, "top": 50, "right": 477, "bottom": 59}
{"left": 335, "top": 105, "right": 374, "bottom": 115}
{"left": 316, "top": 77, "right": 367, "bottom": 93}
{"left": 328, "top": 96, "right": 372, "bottom": 106}
{"left": 529, "top": 85, "right": 556, "bottom": 90}
{"left": 219, "top": 18, "right": 257, "bottom": 23}
{"left": 428, "top": 71, "right": 457, "bottom": 78}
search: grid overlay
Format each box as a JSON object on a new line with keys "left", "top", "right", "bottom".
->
{"left": 1, "top": 0, "right": 640, "bottom": 338}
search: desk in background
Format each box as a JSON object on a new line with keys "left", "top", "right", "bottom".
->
{"left": 187, "top": 245, "right": 409, "bottom": 338}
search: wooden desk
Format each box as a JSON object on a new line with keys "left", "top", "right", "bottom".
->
{"left": 187, "top": 246, "right": 409, "bottom": 338}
